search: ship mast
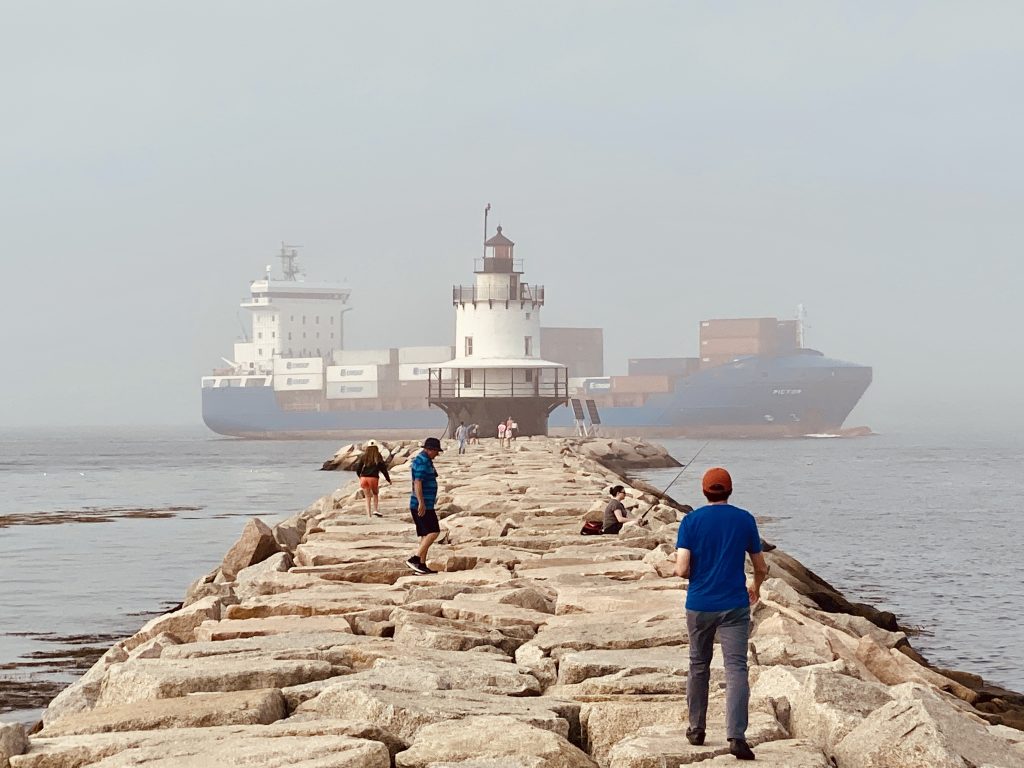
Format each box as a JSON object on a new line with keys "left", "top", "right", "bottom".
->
{"left": 278, "top": 242, "right": 303, "bottom": 281}
{"left": 797, "top": 303, "right": 807, "bottom": 347}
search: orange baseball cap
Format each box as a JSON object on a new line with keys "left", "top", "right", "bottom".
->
{"left": 702, "top": 467, "right": 733, "bottom": 494}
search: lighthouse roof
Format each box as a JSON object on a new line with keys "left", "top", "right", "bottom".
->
{"left": 436, "top": 357, "right": 565, "bottom": 370}
{"left": 484, "top": 226, "right": 514, "bottom": 247}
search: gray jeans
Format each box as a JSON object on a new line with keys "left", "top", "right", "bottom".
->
{"left": 686, "top": 605, "right": 751, "bottom": 741}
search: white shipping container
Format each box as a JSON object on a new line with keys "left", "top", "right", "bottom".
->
{"left": 399, "top": 363, "right": 433, "bottom": 381}
{"left": 399, "top": 363, "right": 454, "bottom": 381}
{"left": 326, "top": 365, "right": 382, "bottom": 382}
{"left": 273, "top": 373, "right": 324, "bottom": 392}
{"left": 398, "top": 345, "right": 456, "bottom": 364}
{"left": 332, "top": 348, "right": 398, "bottom": 365}
{"left": 326, "top": 381, "right": 379, "bottom": 399}
{"left": 272, "top": 357, "right": 324, "bottom": 376}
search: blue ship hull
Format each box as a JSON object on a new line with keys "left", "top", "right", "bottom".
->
{"left": 202, "top": 351, "right": 870, "bottom": 438}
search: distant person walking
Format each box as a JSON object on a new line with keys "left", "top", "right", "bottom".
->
{"left": 407, "top": 437, "right": 443, "bottom": 575}
{"left": 674, "top": 467, "right": 769, "bottom": 761}
{"left": 352, "top": 440, "right": 392, "bottom": 519}
{"left": 509, "top": 418, "right": 519, "bottom": 441}
{"left": 469, "top": 423, "right": 479, "bottom": 445}
{"left": 455, "top": 421, "right": 469, "bottom": 454}
{"left": 497, "top": 421, "right": 507, "bottom": 446}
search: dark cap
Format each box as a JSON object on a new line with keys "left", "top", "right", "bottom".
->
{"left": 422, "top": 437, "right": 444, "bottom": 452}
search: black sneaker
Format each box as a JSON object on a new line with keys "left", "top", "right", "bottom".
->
{"left": 685, "top": 727, "right": 705, "bottom": 746}
{"left": 413, "top": 560, "right": 436, "bottom": 575}
{"left": 729, "top": 739, "right": 755, "bottom": 760}
{"left": 405, "top": 556, "right": 422, "bottom": 573}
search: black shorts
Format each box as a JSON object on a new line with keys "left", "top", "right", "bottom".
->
{"left": 410, "top": 507, "right": 441, "bottom": 537}
{"left": 602, "top": 521, "right": 623, "bottom": 535}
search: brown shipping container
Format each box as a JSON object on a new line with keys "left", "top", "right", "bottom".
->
{"left": 628, "top": 357, "right": 700, "bottom": 377}
{"left": 699, "top": 317, "right": 777, "bottom": 339}
{"left": 610, "top": 375, "right": 672, "bottom": 394}
{"left": 699, "top": 337, "right": 774, "bottom": 357}
{"left": 700, "top": 355, "right": 736, "bottom": 370}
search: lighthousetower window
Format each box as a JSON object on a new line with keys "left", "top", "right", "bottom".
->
{"left": 465, "top": 337, "right": 473, "bottom": 356}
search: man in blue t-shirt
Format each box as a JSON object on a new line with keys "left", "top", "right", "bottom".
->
{"left": 675, "top": 467, "right": 769, "bottom": 761}
{"left": 407, "top": 437, "right": 443, "bottom": 575}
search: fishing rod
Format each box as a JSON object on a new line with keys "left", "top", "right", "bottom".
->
{"left": 636, "top": 441, "right": 710, "bottom": 524}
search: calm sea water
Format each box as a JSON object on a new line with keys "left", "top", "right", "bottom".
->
{"left": 1, "top": 426, "right": 1021, "bottom": 724}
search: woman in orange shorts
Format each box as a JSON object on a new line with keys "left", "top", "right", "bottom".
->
{"left": 353, "top": 440, "right": 392, "bottom": 519}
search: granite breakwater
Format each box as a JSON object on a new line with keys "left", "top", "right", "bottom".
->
{"left": 3, "top": 437, "right": 1022, "bottom": 767}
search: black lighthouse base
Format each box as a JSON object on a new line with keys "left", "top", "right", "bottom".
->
{"left": 428, "top": 397, "right": 567, "bottom": 438}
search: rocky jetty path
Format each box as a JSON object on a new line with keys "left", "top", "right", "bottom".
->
{"left": 4, "top": 437, "right": 1023, "bottom": 767}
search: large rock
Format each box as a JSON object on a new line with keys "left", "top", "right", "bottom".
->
{"left": 121, "top": 595, "right": 228, "bottom": 651}
{"left": 10, "top": 720, "right": 390, "bottom": 768}
{"left": 832, "top": 683, "right": 1024, "bottom": 768}
{"left": 788, "top": 667, "right": 893, "bottom": 749}
{"left": 608, "top": 736, "right": 830, "bottom": 768}
{"left": 95, "top": 656, "right": 342, "bottom": 707}
{"left": 602, "top": 710, "right": 788, "bottom": 768}
{"left": 297, "top": 686, "right": 573, "bottom": 743}
{"left": 220, "top": 518, "right": 280, "bottom": 580}
{"left": 392, "top": 609, "right": 529, "bottom": 656}
{"left": 394, "top": 715, "right": 596, "bottom": 768}
{"left": 40, "top": 645, "right": 129, "bottom": 725}
{"left": 557, "top": 646, "right": 689, "bottom": 685}
{"left": 1, "top": 723, "right": 28, "bottom": 768}
{"left": 39, "top": 689, "right": 287, "bottom": 737}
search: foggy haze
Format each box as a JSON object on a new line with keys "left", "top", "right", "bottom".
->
{"left": 2, "top": 2, "right": 1022, "bottom": 432}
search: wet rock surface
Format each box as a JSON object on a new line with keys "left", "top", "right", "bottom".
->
{"left": 14, "top": 437, "right": 1024, "bottom": 767}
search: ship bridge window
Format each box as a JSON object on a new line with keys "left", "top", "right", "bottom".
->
{"left": 316, "top": 316, "right": 320, "bottom": 324}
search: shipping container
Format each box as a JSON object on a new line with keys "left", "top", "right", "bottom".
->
{"left": 611, "top": 375, "right": 672, "bottom": 394}
{"left": 272, "top": 357, "right": 324, "bottom": 376}
{"left": 273, "top": 373, "right": 324, "bottom": 392}
{"left": 326, "top": 364, "right": 392, "bottom": 383}
{"left": 540, "top": 327, "right": 604, "bottom": 378}
{"left": 398, "top": 346, "right": 455, "bottom": 364}
{"left": 326, "top": 381, "right": 379, "bottom": 399}
{"left": 700, "top": 355, "right": 737, "bottom": 370}
{"left": 699, "top": 318, "right": 777, "bottom": 339}
{"left": 699, "top": 337, "right": 774, "bottom": 357}
{"left": 582, "top": 377, "right": 613, "bottom": 393}
{"left": 628, "top": 357, "right": 700, "bottom": 377}
{"left": 332, "top": 348, "right": 398, "bottom": 365}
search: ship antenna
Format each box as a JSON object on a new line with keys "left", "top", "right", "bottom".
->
{"left": 278, "top": 242, "right": 304, "bottom": 281}
{"left": 797, "top": 303, "right": 807, "bottom": 347}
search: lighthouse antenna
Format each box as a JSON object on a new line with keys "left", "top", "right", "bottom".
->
{"left": 482, "top": 203, "right": 491, "bottom": 259}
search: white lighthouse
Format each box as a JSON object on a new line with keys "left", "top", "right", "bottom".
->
{"left": 428, "top": 223, "right": 569, "bottom": 436}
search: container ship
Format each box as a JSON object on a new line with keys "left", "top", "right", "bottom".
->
{"left": 201, "top": 239, "right": 871, "bottom": 439}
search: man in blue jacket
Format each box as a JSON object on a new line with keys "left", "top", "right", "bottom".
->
{"left": 675, "top": 467, "right": 769, "bottom": 761}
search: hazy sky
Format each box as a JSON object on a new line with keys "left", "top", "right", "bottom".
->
{"left": 2, "top": 1, "right": 1022, "bottom": 431}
